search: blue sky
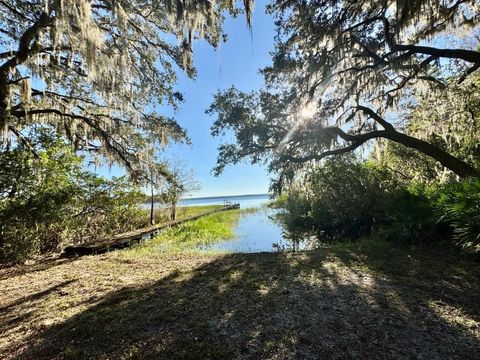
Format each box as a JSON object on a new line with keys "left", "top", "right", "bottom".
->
{"left": 97, "top": 0, "right": 275, "bottom": 198}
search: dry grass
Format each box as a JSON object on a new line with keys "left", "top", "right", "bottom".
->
{"left": 0, "top": 239, "right": 479, "bottom": 359}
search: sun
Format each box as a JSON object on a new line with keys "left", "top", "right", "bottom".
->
{"left": 297, "top": 102, "right": 317, "bottom": 120}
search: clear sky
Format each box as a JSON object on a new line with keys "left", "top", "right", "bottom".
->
{"left": 97, "top": 0, "right": 275, "bottom": 198}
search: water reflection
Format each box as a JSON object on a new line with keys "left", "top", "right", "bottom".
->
{"left": 201, "top": 204, "right": 316, "bottom": 253}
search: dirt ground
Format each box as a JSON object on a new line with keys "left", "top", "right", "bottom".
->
{"left": 1, "top": 241, "right": 479, "bottom": 359}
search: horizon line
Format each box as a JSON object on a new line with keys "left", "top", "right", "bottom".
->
{"left": 182, "top": 193, "right": 271, "bottom": 200}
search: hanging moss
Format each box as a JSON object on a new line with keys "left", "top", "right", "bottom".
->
{"left": 0, "top": 0, "right": 253, "bottom": 176}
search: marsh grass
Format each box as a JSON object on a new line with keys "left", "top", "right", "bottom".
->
{"left": 174, "top": 205, "right": 226, "bottom": 219}
{"left": 141, "top": 204, "right": 225, "bottom": 225}
{"left": 123, "top": 208, "right": 245, "bottom": 256}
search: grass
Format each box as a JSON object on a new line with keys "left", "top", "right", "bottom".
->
{"left": 174, "top": 205, "right": 226, "bottom": 219}
{"left": 124, "top": 209, "right": 242, "bottom": 256}
{"left": 142, "top": 204, "right": 226, "bottom": 225}
{"left": 1, "top": 235, "right": 479, "bottom": 359}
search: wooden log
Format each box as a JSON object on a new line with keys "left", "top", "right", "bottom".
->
{"left": 62, "top": 203, "right": 240, "bottom": 257}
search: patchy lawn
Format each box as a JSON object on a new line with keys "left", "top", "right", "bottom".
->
{"left": 0, "top": 239, "right": 479, "bottom": 359}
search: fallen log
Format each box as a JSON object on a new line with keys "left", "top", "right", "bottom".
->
{"left": 62, "top": 203, "right": 240, "bottom": 257}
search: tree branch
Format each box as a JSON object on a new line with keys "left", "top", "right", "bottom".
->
{"left": 0, "top": 12, "right": 51, "bottom": 76}
{"left": 382, "top": 55, "right": 438, "bottom": 96}
{"left": 354, "top": 106, "right": 395, "bottom": 131}
{"left": 392, "top": 44, "right": 480, "bottom": 64}
{"left": 11, "top": 108, "right": 137, "bottom": 171}
{"left": 282, "top": 130, "right": 387, "bottom": 163}
{"left": 458, "top": 63, "right": 480, "bottom": 84}
{"left": 8, "top": 126, "right": 40, "bottom": 159}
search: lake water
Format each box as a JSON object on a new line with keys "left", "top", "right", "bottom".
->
{"left": 179, "top": 194, "right": 270, "bottom": 208}
{"left": 191, "top": 194, "right": 316, "bottom": 253}
{"left": 142, "top": 194, "right": 269, "bottom": 210}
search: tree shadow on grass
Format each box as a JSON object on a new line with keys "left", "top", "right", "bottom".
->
{"left": 335, "top": 242, "right": 480, "bottom": 322}
{"left": 0, "top": 280, "right": 76, "bottom": 315}
{"left": 0, "top": 279, "right": 77, "bottom": 355}
{"left": 11, "top": 250, "right": 480, "bottom": 359}
{"left": 0, "top": 257, "right": 78, "bottom": 280}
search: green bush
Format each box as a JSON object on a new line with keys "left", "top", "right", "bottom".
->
{"left": 279, "top": 157, "right": 400, "bottom": 241}
{"left": 277, "top": 187, "right": 313, "bottom": 230}
{"left": 277, "top": 157, "right": 480, "bottom": 254}
{"left": 276, "top": 157, "right": 448, "bottom": 245}
{"left": 374, "top": 187, "right": 437, "bottom": 244}
{"left": 433, "top": 179, "right": 480, "bottom": 254}
{"left": 0, "top": 131, "right": 148, "bottom": 263}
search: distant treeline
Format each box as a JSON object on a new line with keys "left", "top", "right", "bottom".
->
{"left": 143, "top": 193, "right": 270, "bottom": 204}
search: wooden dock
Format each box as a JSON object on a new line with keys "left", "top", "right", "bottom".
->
{"left": 62, "top": 203, "right": 240, "bottom": 257}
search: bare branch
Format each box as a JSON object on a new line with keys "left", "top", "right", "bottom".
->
{"left": 8, "top": 126, "right": 40, "bottom": 159}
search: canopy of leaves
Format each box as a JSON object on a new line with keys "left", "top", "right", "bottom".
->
{"left": 265, "top": 0, "right": 480, "bottom": 109}
{"left": 0, "top": 0, "right": 253, "bottom": 178}
{"left": 208, "top": 0, "right": 480, "bottom": 190}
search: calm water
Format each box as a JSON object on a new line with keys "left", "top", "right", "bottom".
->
{"left": 179, "top": 194, "right": 270, "bottom": 208}
{"left": 142, "top": 194, "right": 269, "bottom": 209}
{"left": 193, "top": 194, "right": 316, "bottom": 253}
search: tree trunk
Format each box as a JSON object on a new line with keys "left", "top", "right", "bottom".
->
{"left": 384, "top": 130, "right": 478, "bottom": 178}
{"left": 150, "top": 183, "right": 155, "bottom": 225}
{"left": 171, "top": 202, "right": 177, "bottom": 221}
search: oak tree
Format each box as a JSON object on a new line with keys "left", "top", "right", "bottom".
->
{"left": 0, "top": 0, "right": 252, "bottom": 176}
{"left": 208, "top": 0, "right": 480, "bottom": 190}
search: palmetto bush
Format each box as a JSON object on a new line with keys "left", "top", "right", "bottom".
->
{"left": 434, "top": 179, "right": 480, "bottom": 254}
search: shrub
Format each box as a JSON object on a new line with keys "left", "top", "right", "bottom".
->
{"left": 374, "top": 187, "right": 437, "bottom": 244}
{"left": 0, "top": 133, "right": 148, "bottom": 263}
{"left": 279, "top": 157, "right": 400, "bottom": 241}
{"left": 277, "top": 157, "right": 480, "bottom": 254}
{"left": 276, "top": 157, "right": 445, "bottom": 245}
{"left": 433, "top": 179, "right": 480, "bottom": 254}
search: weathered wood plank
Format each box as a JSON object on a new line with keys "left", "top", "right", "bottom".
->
{"left": 62, "top": 203, "right": 240, "bottom": 257}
